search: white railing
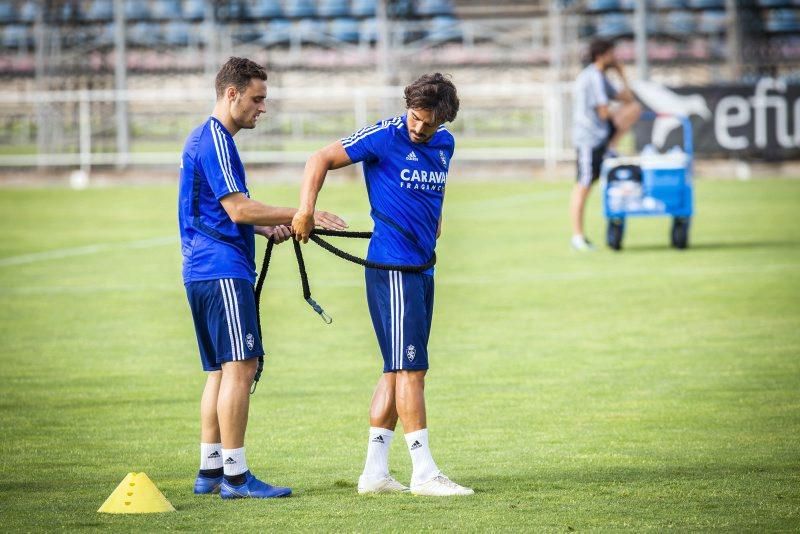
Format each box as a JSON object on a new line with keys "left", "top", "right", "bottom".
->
{"left": 0, "top": 82, "right": 575, "bottom": 171}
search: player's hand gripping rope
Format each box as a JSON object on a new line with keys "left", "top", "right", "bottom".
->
{"left": 249, "top": 228, "right": 435, "bottom": 394}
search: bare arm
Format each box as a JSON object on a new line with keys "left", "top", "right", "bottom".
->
{"left": 292, "top": 140, "right": 353, "bottom": 243}
{"left": 220, "top": 193, "right": 296, "bottom": 226}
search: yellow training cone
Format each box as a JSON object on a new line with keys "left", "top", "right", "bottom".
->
{"left": 98, "top": 472, "right": 176, "bottom": 514}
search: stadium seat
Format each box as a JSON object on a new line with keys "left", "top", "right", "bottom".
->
{"left": 653, "top": 0, "right": 686, "bottom": 7}
{"left": 59, "top": 1, "right": 83, "bottom": 22}
{"left": 330, "top": 17, "right": 360, "bottom": 43}
{"left": 662, "top": 10, "right": 694, "bottom": 35}
{"left": 152, "top": 0, "right": 183, "bottom": 20}
{"left": 319, "top": 0, "right": 351, "bottom": 18}
{"left": 229, "top": 22, "right": 258, "bottom": 43}
{"left": 182, "top": 0, "right": 205, "bottom": 21}
{"left": 415, "top": 0, "right": 455, "bottom": 17}
{"left": 164, "top": 20, "right": 190, "bottom": 45}
{"left": 697, "top": 9, "right": 726, "bottom": 33}
{"left": 2, "top": 24, "right": 31, "bottom": 49}
{"left": 359, "top": 17, "right": 378, "bottom": 44}
{"left": 92, "top": 22, "right": 116, "bottom": 47}
{"left": 284, "top": 0, "right": 316, "bottom": 18}
{"left": 296, "top": 18, "right": 327, "bottom": 43}
{"left": 128, "top": 22, "right": 161, "bottom": 46}
{"left": 125, "top": 0, "right": 152, "bottom": 21}
{"left": 217, "top": 2, "right": 252, "bottom": 21}
{"left": 351, "top": 0, "right": 377, "bottom": 18}
{"left": 0, "top": 2, "right": 14, "bottom": 24}
{"left": 18, "top": 0, "right": 37, "bottom": 23}
{"left": 765, "top": 9, "right": 800, "bottom": 32}
{"left": 426, "top": 15, "right": 463, "bottom": 43}
{"left": 586, "top": 0, "right": 621, "bottom": 11}
{"left": 251, "top": 0, "right": 283, "bottom": 19}
{"left": 83, "top": 0, "right": 114, "bottom": 22}
{"left": 258, "top": 18, "right": 292, "bottom": 46}
{"left": 756, "top": 0, "right": 798, "bottom": 5}
{"left": 595, "top": 13, "right": 632, "bottom": 37}
{"left": 686, "top": 0, "right": 725, "bottom": 8}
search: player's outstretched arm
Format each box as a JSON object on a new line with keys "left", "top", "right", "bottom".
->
{"left": 293, "top": 141, "right": 352, "bottom": 243}
{"left": 220, "top": 193, "right": 297, "bottom": 226}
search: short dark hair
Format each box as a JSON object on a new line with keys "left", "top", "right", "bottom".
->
{"left": 215, "top": 57, "right": 267, "bottom": 99}
{"left": 589, "top": 38, "right": 615, "bottom": 62}
{"left": 404, "top": 73, "right": 459, "bottom": 124}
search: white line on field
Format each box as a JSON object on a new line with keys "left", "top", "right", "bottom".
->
{"left": 0, "top": 235, "right": 176, "bottom": 267}
{"left": 2, "top": 262, "right": 796, "bottom": 295}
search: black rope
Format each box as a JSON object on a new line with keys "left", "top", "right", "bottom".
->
{"left": 250, "top": 237, "right": 274, "bottom": 394}
{"left": 249, "top": 228, "right": 435, "bottom": 394}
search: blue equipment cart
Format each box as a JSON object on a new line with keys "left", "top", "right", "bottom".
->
{"left": 600, "top": 112, "right": 694, "bottom": 250}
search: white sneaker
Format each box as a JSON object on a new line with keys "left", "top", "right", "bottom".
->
{"left": 571, "top": 235, "right": 595, "bottom": 251}
{"left": 357, "top": 475, "right": 409, "bottom": 494}
{"left": 410, "top": 473, "right": 474, "bottom": 496}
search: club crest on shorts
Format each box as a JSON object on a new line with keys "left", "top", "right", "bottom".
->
{"left": 406, "top": 344, "right": 416, "bottom": 362}
{"left": 246, "top": 333, "right": 255, "bottom": 350}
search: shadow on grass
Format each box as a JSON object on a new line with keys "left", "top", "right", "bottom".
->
{"left": 619, "top": 240, "right": 800, "bottom": 253}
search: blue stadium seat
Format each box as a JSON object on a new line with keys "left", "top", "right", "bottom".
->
{"left": 359, "top": 17, "right": 378, "bottom": 43}
{"left": 697, "top": 9, "right": 726, "bottom": 33}
{"left": 3, "top": 24, "right": 32, "bottom": 49}
{"left": 164, "top": 20, "right": 190, "bottom": 45}
{"left": 319, "top": 0, "right": 351, "bottom": 18}
{"left": 128, "top": 22, "right": 161, "bottom": 46}
{"left": 662, "top": 10, "right": 694, "bottom": 35}
{"left": 416, "top": 0, "right": 455, "bottom": 17}
{"left": 330, "top": 17, "right": 360, "bottom": 43}
{"left": 83, "top": 0, "right": 113, "bottom": 22}
{"left": 284, "top": 0, "right": 316, "bottom": 18}
{"left": 230, "top": 22, "right": 259, "bottom": 43}
{"left": 258, "top": 18, "right": 291, "bottom": 46}
{"left": 125, "top": 0, "right": 152, "bottom": 21}
{"left": 251, "top": 0, "right": 283, "bottom": 19}
{"left": 152, "top": 0, "right": 183, "bottom": 20}
{"left": 587, "top": 0, "right": 621, "bottom": 11}
{"left": 0, "top": 2, "right": 14, "bottom": 24}
{"left": 217, "top": 2, "right": 252, "bottom": 21}
{"left": 756, "top": 0, "right": 796, "bottom": 6}
{"left": 352, "top": 0, "right": 376, "bottom": 17}
{"left": 686, "top": 0, "right": 725, "bottom": 8}
{"left": 388, "top": 0, "right": 414, "bottom": 17}
{"left": 595, "top": 13, "right": 632, "bottom": 37}
{"left": 766, "top": 9, "right": 800, "bottom": 32}
{"left": 296, "top": 18, "right": 327, "bottom": 43}
{"left": 59, "top": 1, "right": 83, "bottom": 22}
{"left": 653, "top": 0, "right": 687, "bottom": 7}
{"left": 183, "top": 0, "right": 205, "bottom": 21}
{"left": 426, "top": 15, "right": 462, "bottom": 43}
{"left": 93, "top": 22, "right": 115, "bottom": 47}
{"left": 18, "top": 0, "right": 37, "bottom": 22}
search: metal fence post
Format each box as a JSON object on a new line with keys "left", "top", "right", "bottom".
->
{"left": 79, "top": 90, "right": 92, "bottom": 174}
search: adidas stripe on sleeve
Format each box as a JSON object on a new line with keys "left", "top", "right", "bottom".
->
{"left": 341, "top": 117, "right": 402, "bottom": 164}
{"left": 198, "top": 122, "right": 245, "bottom": 199}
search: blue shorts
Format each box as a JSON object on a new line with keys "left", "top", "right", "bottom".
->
{"left": 185, "top": 278, "right": 264, "bottom": 371}
{"left": 365, "top": 268, "right": 434, "bottom": 372}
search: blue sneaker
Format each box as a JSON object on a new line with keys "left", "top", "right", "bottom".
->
{"left": 220, "top": 471, "right": 292, "bottom": 499}
{"left": 194, "top": 473, "right": 223, "bottom": 494}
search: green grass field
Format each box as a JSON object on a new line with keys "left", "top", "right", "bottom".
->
{"left": 0, "top": 178, "right": 798, "bottom": 531}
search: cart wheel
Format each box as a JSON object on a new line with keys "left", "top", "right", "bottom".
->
{"left": 607, "top": 219, "right": 625, "bottom": 251}
{"left": 671, "top": 217, "right": 690, "bottom": 249}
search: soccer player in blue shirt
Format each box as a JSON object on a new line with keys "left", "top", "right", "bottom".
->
{"left": 292, "top": 73, "right": 473, "bottom": 496}
{"left": 178, "top": 57, "right": 346, "bottom": 499}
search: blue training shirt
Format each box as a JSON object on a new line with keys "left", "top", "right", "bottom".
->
{"left": 342, "top": 115, "right": 454, "bottom": 275}
{"left": 178, "top": 116, "right": 256, "bottom": 285}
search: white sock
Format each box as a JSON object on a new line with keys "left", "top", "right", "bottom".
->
{"left": 362, "top": 427, "right": 394, "bottom": 480}
{"left": 200, "top": 442, "right": 222, "bottom": 471}
{"left": 221, "top": 447, "right": 248, "bottom": 477}
{"left": 405, "top": 428, "right": 440, "bottom": 486}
